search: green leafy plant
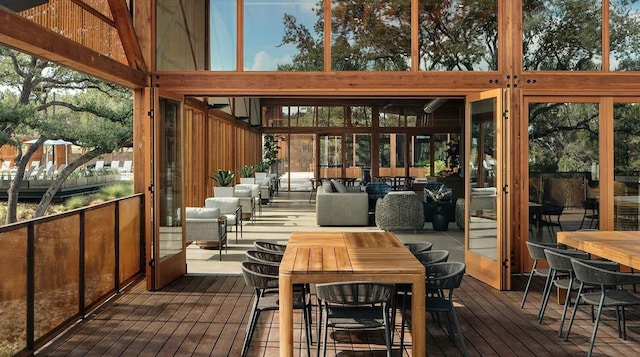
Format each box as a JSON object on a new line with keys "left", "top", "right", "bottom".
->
{"left": 255, "top": 161, "right": 270, "bottom": 173}
{"left": 263, "top": 134, "right": 280, "bottom": 166}
{"left": 210, "top": 169, "right": 236, "bottom": 186}
{"left": 239, "top": 164, "right": 254, "bottom": 178}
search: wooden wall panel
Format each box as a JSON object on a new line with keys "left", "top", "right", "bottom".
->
{"left": 19, "top": 0, "right": 126, "bottom": 64}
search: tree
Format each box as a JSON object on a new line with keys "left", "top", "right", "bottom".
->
{"left": 0, "top": 46, "right": 133, "bottom": 223}
{"left": 278, "top": 0, "right": 498, "bottom": 71}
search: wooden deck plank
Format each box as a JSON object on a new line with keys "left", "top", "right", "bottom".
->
{"left": 40, "top": 273, "right": 640, "bottom": 357}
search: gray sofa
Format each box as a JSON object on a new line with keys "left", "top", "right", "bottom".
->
{"left": 316, "top": 186, "right": 369, "bottom": 226}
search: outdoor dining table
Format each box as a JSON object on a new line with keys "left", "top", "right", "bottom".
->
{"left": 557, "top": 230, "right": 640, "bottom": 269}
{"left": 278, "top": 231, "right": 426, "bottom": 356}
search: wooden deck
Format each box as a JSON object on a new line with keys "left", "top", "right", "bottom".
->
{"left": 38, "top": 192, "right": 640, "bottom": 356}
{"left": 38, "top": 273, "right": 640, "bottom": 356}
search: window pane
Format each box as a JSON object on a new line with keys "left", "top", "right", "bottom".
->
{"left": 613, "top": 102, "right": 640, "bottom": 230}
{"left": 419, "top": 0, "right": 498, "bottom": 71}
{"left": 159, "top": 98, "right": 183, "bottom": 260}
{"left": 528, "top": 102, "right": 599, "bottom": 243}
{"left": 331, "top": 0, "right": 411, "bottom": 71}
{"left": 523, "top": 0, "right": 602, "bottom": 71}
{"left": 245, "top": 0, "right": 323, "bottom": 71}
{"left": 210, "top": 0, "right": 237, "bottom": 70}
{"left": 157, "top": 0, "right": 207, "bottom": 70}
{"left": 379, "top": 133, "right": 391, "bottom": 170}
{"left": 396, "top": 134, "right": 405, "bottom": 168}
{"left": 348, "top": 106, "right": 371, "bottom": 127}
{"left": 288, "top": 134, "right": 316, "bottom": 191}
{"left": 609, "top": 1, "right": 640, "bottom": 71}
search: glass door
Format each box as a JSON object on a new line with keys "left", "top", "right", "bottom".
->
{"left": 319, "top": 134, "right": 343, "bottom": 178}
{"left": 149, "top": 96, "right": 186, "bottom": 290}
{"left": 464, "top": 89, "right": 510, "bottom": 290}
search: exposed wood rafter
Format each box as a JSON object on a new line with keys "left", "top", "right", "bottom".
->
{"left": 107, "top": 0, "right": 147, "bottom": 72}
{"left": 0, "top": 8, "right": 146, "bottom": 88}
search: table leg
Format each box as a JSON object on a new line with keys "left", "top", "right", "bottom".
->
{"left": 411, "top": 274, "right": 426, "bottom": 356}
{"left": 279, "top": 274, "right": 294, "bottom": 357}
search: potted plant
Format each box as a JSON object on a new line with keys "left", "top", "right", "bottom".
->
{"left": 239, "top": 164, "right": 255, "bottom": 184}
{"left": 263, "top": 134, "right": 280, "bottom": 174}
{"left": 211, "top": 169, "right": 236, "bottom": 196}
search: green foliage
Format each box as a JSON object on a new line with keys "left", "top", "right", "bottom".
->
{"left": 210, "top": 169, "right": 236, "bottom": 186}
{"left": 99, "top": 182, "right": 133, "bottom": 199}
{"left": 239, "top": 164, "right": 254, "bottom": 178}
{"left": 64, "top": 196, "right": 90, "bottom": 210}
{"left": 263, "top": 134, "right": 280, "bottom": 166}
{"left": 255, "top": 161, "right": 270, "bottom": 173}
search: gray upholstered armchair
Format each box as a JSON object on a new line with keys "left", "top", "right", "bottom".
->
{"left": 185, "top": 207, "right": 227, "bottom": 260}
{"left": 205, "top": 197, "right": 243, "bottom": 242}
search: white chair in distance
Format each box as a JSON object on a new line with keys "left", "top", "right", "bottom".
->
{"left": 205, "top": 197, "right": 242, "bottom": 243}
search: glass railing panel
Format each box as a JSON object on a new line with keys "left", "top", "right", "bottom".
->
{"left": 0, "top": 227, "right": 28, "bottom": 356}
{"left": 85, "top": 205, "right": 116, "bottom": 307}
{"left": 119, "top": 196, "right": 142, "bottom": 283}
{"left": 33, "top": 215, "right": 81, "bottom": 341}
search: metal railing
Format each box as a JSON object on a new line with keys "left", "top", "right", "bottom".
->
{"left": 0, "top": 194, "right": 145, "bottom": 356}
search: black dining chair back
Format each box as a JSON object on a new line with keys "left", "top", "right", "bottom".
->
{"left": 315, "top": 282, "right": 395, "bottom": 357}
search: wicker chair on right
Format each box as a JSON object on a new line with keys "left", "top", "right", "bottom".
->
{"left": 566, "top": 258, "right": 640, "bottom": 357}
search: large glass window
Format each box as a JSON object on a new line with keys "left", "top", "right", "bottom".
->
{"left": 157, "top": 0, "right": 207, "bottom": 70}
{"left": 330, "top": 0, "right": 411, "bottom": 71}
{"left": 245, "top": 0, "right": 323, "bottom": 71}
{"left": 418, "top": 0, "right": 498, "bottom": 71}
{"left": 288, "top": 134, "right": 316, "bottom": 190}
{"left": 346, "top": 134, "right": 371, "bottom": 179}
{"left": 210, "top": 0, "right": 237, "bottom": 70}
{"left": 523, "top": 0, "right": 602, "bottom": 71}
{"left": 395, "top": 134, "right": 405, "bottom": 168}
{"left": 609, "top": 1, "right": 640, "bottom": 71}
{"left": 528, "top": 102, "right": 599, "bottom": 243}
{"left": 348, "top": 106, "right": 371, "bottom": 127}
{"left": 613, "top": 101, "right": 640, "bottom": 230}
{"left": 319, "top": 134, "right": 343, "bottom": 177}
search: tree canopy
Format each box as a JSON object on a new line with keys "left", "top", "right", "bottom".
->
{"left": 0, "top": 46, "right": 133, "bottom": 223}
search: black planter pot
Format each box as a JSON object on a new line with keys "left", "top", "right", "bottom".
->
{"left": 432, "top": 213, "right": 449, "bottom": 231}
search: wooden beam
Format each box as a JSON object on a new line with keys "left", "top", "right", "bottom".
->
{"left": 154, "top": 72, "right": 504, "bottom": 96}
{"left": 107, "top": 0, "right": 147, "bottom": 72}
{"left": 0, "top": 9, "right": 147, "bottom": 88}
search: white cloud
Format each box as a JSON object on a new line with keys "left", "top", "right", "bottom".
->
{"left": 249, "top": 50, "right": 293, "bottom": 71}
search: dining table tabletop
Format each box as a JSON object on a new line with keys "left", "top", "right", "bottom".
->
{"left": 278, "top": 231, "right": 426, "bottom": 356}
{"left": 556, "top": 230, "right": 640, "bottom": 270}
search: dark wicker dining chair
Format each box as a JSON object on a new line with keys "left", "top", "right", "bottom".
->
{"left": 315, "top": 282, "right": 395, "bottom": 357}
{"left": 404, "top": 241, "right": 434, "bottom": 254}
{"left": 240, "top": 262, "right": 311, "bottom": 357}
{"left": 566, "top": 258, "right": 640, "bottom": 357}
{"left": 253, "top": 240, "right": 287, "bottom": 253}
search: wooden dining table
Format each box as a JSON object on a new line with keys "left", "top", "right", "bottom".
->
{"left": 278, "top": 231, "right": 426, "bottom": 356}
{"left": 557, "top": 230, "right": 640, "bottom": 269}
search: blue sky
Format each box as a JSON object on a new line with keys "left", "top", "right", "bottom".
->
{"left": 210, "top": 0, "right": 320, "bottom": 71}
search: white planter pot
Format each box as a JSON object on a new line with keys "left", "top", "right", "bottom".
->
{"left": 214, "top": 186, "right": 235, "bottom": 197}
{"left": 240, "top": 178, "right": 255, "bottom": 184}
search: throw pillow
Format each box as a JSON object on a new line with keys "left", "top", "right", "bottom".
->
{"left": 322, "top": 180, "right": 334, "bottom": 193}
{"left": 331, "top": 179, "right": 348, "bottom": 193}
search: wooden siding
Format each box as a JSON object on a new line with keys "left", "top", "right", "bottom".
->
{"left": 18, "top": 0, "right": 126, "bottom": 64}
